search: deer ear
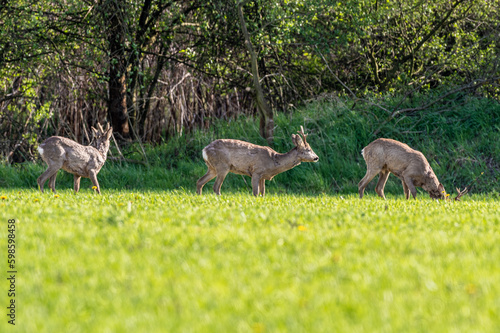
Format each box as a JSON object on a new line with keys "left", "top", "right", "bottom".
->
{"left": 292, "top": 134, "right": 304, "bottom": 147}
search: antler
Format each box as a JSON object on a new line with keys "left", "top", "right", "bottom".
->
{"left": 451, "top": 172, "right": 483, "bottom": 201}
{"left": 454, "top": 187, "right": 469, "bottom": 201}
{"left": 96, "top": 123, "right": 111, "bottom": 134}
{"left": 298, "top": 126, "right": 309, "bottom": 143}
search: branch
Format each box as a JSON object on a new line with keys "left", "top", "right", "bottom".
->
{"left": 236, "top": 0, "right": 273, "bottom": 142}
{"left": 315, "top": 47, "right": 358, "bottom": 100}
{"left": 316, "top": 47, "right": 392, "bottom": 114}
{"left": 372, "top": 77, "right": 500, "bottom": 136}
{"left": 383, "top": 0, "right": 471, "bottom": 85}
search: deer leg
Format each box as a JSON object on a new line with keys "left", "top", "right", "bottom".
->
{"left": 251, "top": 175, "right": 262, "bottom": 196}
{"left": 403, "top": 175, "right": 417, "bottom": 199}
{"left": 37, "top": 165, "right": 61, "bottom": 193}
{"left": 213, "top": 169, "right": 229, "bottom": 195}
{"left": 74, "top": 175, "right": 82, "bottom": 193}
{"left": 48, "top": 172, "right": 58, "bottom": 193}
{"left": 259, "top": 178, "right": 266, "bottom": 197}
{"left": 358, "top": 168, "right": 380, "bottom": 198}
{"left": 402, "top": 180, "right": 410, "bottom": 200}
{"left": 89, "top": 170, "right": 101, "bottom": 194}
{"left": 375, "top": 170, "right": 390, "bottom": 200}
{"left": 196, "top": 168, "right": 216, "bottom": 195}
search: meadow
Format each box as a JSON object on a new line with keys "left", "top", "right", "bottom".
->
{"left": 1, "top": 188, "right": 499, "bottom": 332}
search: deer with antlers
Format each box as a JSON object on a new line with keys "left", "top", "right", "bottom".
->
{"left": 196, "top": 126, "right": 319, "bottom": 196}
{"left": 358, "top": 138, "right": 446, "bottom": 200}
{"left": 37, "top": 123, "right": 113, "bottom": 194}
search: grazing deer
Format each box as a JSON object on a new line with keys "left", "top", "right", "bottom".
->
{"left": 358, "top": 138, "right": 445, "bottom": 200}
{"left": 197, "top": 126, "right": 319, "bottom": 196}
{"left": 37, "top": 124, "right": 113, "bottom": 194}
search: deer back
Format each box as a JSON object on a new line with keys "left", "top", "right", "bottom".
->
{"left": 38, "top": 137, "right": 104, "bottom": 177}
{"left": 203, "top": 128, "right": 318, "bottom": 178}
{"left": 363, "top": 138, "right": 431, "bottom": 176}
{"left": 203, "top": 139, "right": 277, "bottom": 173}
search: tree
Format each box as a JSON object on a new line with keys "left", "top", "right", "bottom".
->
{"left": 1, "top": 0, "right": 499, "bottom": 161}
{"left": 237, "top": 0, "right": 274, "bottom": 144}
{"left": 94, "top": 0, "right": 201, "bottom": 138}
{"left": 99, "top": 0, "right": 130, "bottom": 137}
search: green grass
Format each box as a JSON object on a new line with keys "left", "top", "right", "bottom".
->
{"left": 1, "top": 188, "right": 499, "bottom": 332}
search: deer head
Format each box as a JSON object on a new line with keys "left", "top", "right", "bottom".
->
{"left": 292, "top": 126, "right": 319, "bottom": 162}
{"left": 91, "top": 123, "right": 113, "bottom": 157}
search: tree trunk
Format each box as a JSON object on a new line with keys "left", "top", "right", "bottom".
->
{"left": 105, "top": 0, "right": 130, "bottom": 138}
{"left": 108, "top": 68, "right": 129, "bottom": 138}
{"left": 237, "top": 1, "right": 274, "bottom": 145}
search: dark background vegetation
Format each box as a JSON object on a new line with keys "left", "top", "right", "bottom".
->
{"left": 1, "top": 0, "right": 499, "bottom": 194}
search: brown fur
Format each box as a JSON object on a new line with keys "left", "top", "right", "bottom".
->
{"left": 37, "top": 124, "right": 113, "bottom": 194}
{"left": 197, "top": 128, "right": 319, "bottom": 196}
{"left": 358, "top": 138, "right": 445, "bottom": 199}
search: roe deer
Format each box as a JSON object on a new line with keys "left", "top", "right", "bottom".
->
{"left": 37, "top": 124, "right": 113, "bottom": 194}
{"left": 358, "top": 138, "right": 445, "bottom": 199}
{"left": 196, "top": 126, "right": 319, "bottom": 196}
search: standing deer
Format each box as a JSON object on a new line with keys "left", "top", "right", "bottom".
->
{"left": 37, "top": 124, "right": 113, "bottom": 194}
{"left": 197, "top": 126, "right": 319, "bottom": 196}
{"left": 358, "top": 138, "right": 445, "bottom": 200}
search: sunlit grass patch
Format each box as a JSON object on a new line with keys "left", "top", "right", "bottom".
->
{"left": 0, "top": 189, "right": 499, "bottom": 332}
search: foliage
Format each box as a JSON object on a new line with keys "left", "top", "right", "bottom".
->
{"left": 1, "top": 0, "right": 499, "bottom": 151}
{"left": 1, "top": 189, "right": 500, "bottom": 332}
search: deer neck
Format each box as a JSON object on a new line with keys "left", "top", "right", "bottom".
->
{"left": 272, "top": 148, "right": 301, "bottom": 174}
{"left": 95, "top": 142, "right": 110, "bottom": 159}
